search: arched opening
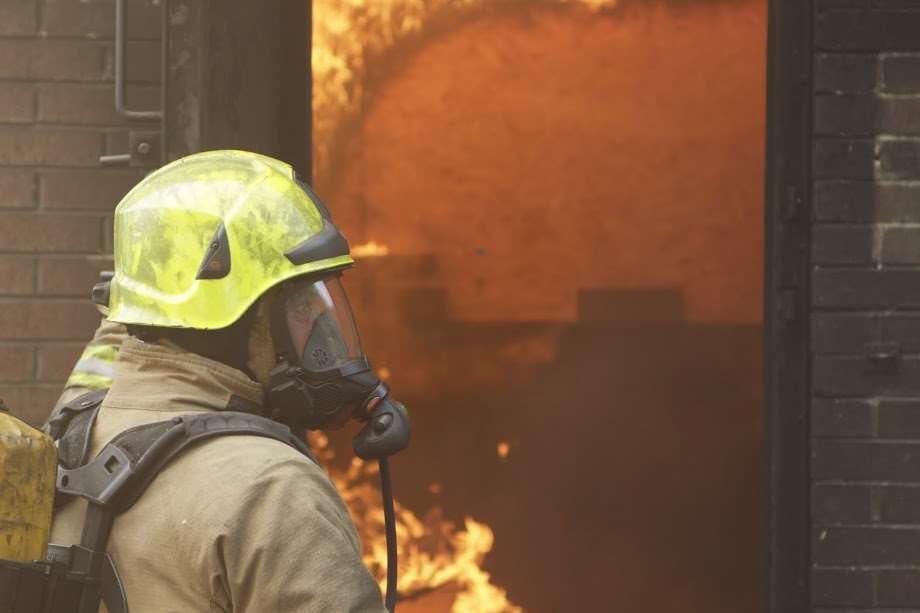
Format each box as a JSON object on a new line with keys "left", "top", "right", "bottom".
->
{"left": 316, "top": 1, "right": 766, "bottom": 610}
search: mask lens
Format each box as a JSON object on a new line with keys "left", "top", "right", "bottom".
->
{"left": 284, "top": 276, "right": 363, "bottom": 372}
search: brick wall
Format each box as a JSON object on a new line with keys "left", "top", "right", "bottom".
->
{"left": 0, "top": 0, "right": 160, "bottom": 424}
{"left": 811, "top": 0, "right": 920, "bottom": 610}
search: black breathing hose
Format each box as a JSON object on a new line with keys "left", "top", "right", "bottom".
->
{"left": 379, "top": 457, "right": 398, "bottom": 612}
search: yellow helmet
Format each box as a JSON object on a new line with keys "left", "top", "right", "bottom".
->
{"left": 99, "top": 150, "right": 353, "bottom": 329}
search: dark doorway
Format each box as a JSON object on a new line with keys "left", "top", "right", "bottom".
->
{"left": 316, "top": 1, "right": 768, "bottom": 610}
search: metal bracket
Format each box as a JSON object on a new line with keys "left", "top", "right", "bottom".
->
{"left": 100, "top": 0, "right": 166, "bottom": 167}
{"left": 57, "top": 445, "right": 134, "bottom": 507}
{"left": 129, "top": 130, "right": 161, "bottom": 167}
{"left": 100, "top": 130, "right": 162, "bottom": 168}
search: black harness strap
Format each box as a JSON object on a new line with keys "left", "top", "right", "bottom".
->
{"left": 36, "top": 390, "right": 315, "bottom": 613}
{"left": 57, "top": 410, "right": 315, "bottom": 511}
{"left": 0, "top": 558, "right": 91, "bottom": 613}
{"left": 44, "top": 389, "right": 107, "bottom": 469}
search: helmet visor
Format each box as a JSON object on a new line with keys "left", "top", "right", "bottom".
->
{"left": 283, "top": 276, "right": 364, "bottom": 373}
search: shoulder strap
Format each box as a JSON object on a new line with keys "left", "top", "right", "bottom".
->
{"left": 45, "top": 389, "right": 107, "bottom": 469}
{"left": 47, "top": 398, "right": 313, "bottom": 613}
{"left": 57, "top": 410, "right": 315, "bottom": 512}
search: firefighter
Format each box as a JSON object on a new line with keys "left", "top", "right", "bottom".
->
{"left": 49, "top": 150, "right": 391, "bottom": 612}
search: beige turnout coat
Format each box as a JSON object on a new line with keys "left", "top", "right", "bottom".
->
{"left": 50, "top": 337, "right": 387, "bottom": 613}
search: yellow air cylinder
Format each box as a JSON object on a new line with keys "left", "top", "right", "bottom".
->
{"left": 0, "top": 407, "right": 56, "bottom": 562}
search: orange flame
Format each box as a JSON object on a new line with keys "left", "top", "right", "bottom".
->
{"left": 308, "top": 431, "right": 520, "bottom": 612}
{"left": 313, "top": 0, "right": 619, "bottom": 182}
{"left": 312, "top": 2, "right": 620, "bottom": 608}
{"left": 352, "top": 240, "right": 392, "bottom": 258}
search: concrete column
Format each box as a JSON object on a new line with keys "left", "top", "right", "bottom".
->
{"left": 164, "top": 0, "right": 312, "bottom": 179}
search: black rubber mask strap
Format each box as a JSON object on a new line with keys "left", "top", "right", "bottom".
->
{"left": 269, "top": 286, "right": 299, "bottom": 365}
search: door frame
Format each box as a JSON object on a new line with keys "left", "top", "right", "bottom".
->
{"left": 764, "top": 0, "right": 813, "bottom": 611}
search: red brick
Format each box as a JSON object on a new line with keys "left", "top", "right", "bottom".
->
{"left": 0, "top": 0, "right": 37, "bottom": 36}
{"left": 0, "top": 257, "right": 35, "bottom": 295}
{"left": 41, "top": 0, "right": 162, "bottom": 40}
{"left": 102, "top": 214, "right": 113, "bottom": 253}
{"left": 0, "top": 83, "right": 35, "bottom": 124}
{"left": 0, "top": 171, "right": 36, "bottom": 209}
{"left": 38, "top": 256, "right": 110, "bottom": 296}
{"left": 0, "top": 39, "right": 106, "bottom": 81}
{"left": 40, "top": 169, "right": 143, "bottom": 210}
{"left": 0, "top": 127, "right": 101, "bottom": 167}
{"left": 36, "top": 342, "right": 85, "bottom": 381}
{"left": 0, "top": 212, "right": 102, "bottom": 253}
{"left": 0, "top": 345, "right": 34, "bottom": 382}
{"left": 0, "top": 301, "right": 99, "bottom": 340}
{"left": 0, "top": 385, "right": 67, "bottom": 426}
{"left": 37, "top": 83, "right": 160, "bottom": 125}
{"left": 102, "top": 130, "right": 130, "bottom": 157}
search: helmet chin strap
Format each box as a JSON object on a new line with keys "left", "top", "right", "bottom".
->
{"left": 266, "top": 291, "right": 411, "bottom": 612}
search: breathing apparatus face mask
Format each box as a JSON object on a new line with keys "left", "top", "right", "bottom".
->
{"left": 266, "top": 275, "right": 410, "bottom": 459}
{"left": 285, "top": 276, "right": 364, "bottom": 377}
{"left": 267, "top": 275, "right": 371, "bottom": 429}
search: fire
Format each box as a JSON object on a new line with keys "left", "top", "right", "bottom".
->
{"left": 311, "top": 1, "right": 622, "bottom": 608}
{"left": 496, "top": 441, "right": 510, "bottom": 460}
{"left": 308, "top": 431, "right": 521, "bottom": 612}
{"left": 352, "top": 240, "right": 391, "bottom": 258}
{"left": 313, "top": 0, "right": 619, "bottom": 181}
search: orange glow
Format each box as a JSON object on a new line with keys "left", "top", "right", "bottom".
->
{"left": 352, "top": 241, "right": 391, "bottom": 258}
{"left": 306, "top": 431, "right": 520, "bottom": 612}
{"left": 323, "top": 2, "right": 765, "bottom": 324}
{"left": 314, "top": 0, "right": 766, "bottom": 611}
{"left": 313, "top": 0, "right": 619, "bottom": 182}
